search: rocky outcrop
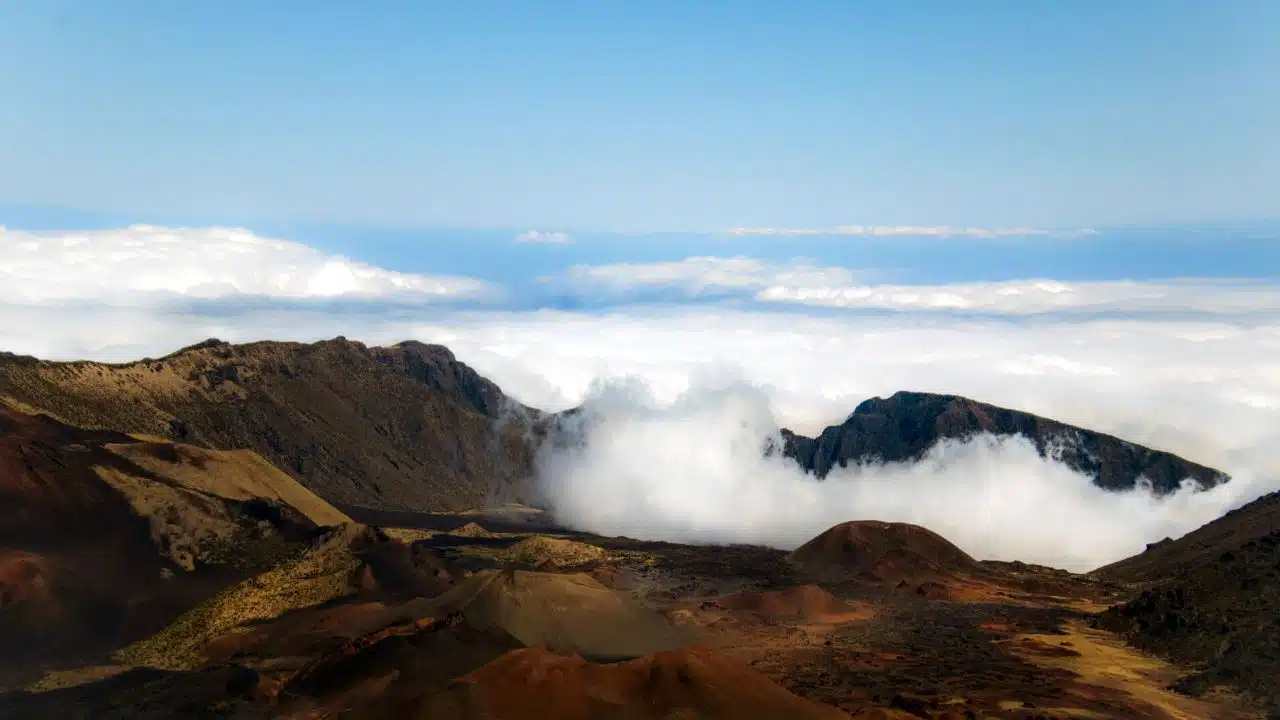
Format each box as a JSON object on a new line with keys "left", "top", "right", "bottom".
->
{"left": 779, "top": 391, "right": 1228, "bottom": 494}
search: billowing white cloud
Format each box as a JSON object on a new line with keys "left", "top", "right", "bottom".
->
{"left": 726, "top": 225, "right": 1098, "bottom": 239}
{"left": 430, "top": 314, "right": 1280, "bottom": 571}
{"left": 516, "top": 230, "right": 574, "bottom": 244}
{"left": 0, "top": 225, "right": 495, "bottom": 305}
{"left": 561, "top": 256, "right": 859, "bottom": 297}
{"left": 538, "top": 378, "right": 1250, "bottom": 570}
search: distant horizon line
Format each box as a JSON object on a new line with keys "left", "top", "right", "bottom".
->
{"left": 1, "top": 201, "right": 1278, "bottom": 239}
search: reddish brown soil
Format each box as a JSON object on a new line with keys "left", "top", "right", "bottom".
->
{"left": 399, "top": 645, "right": 852, "bottom": 720}
{"left": 848, "top": 710, "right": 919, "bottom": 720}
{"left": 0, "top": 406, "right": 201, "bottom": 678}
{"left": 2, "top": 527, "right": 1262, "bottom": 720}
{"left": 788, "top": 521, "right": 984, "bottom": 585}
{"left": 422, "top": 569, "right": 695, "bottom": 661}
{"left": 708, "top": 584, "right": 872, "bottom": 623}
{"left": 0, "top": 552, "right": 48, "bottom": 608}
{"left": 0, "top": 506, "right": 1265, "bottom": 719}
{"left": 275, "top": 613, "right": 526, "bottom": 718}
{"left": 0, "top": 403, "right": 333, "bottom": 685}
{"left": 201, "top": 599, "right": 410, "bottom": 664}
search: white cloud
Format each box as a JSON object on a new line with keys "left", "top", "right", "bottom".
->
{"left": 757, "top": 278, "right": 1280, "bottom": 315}
{"left": 0, "top": 225, "right": 496, "bottom": 304}
{"left": 538, "top": 379, "right": 1249, "bottom": 570}
{"left": 561, "top": 256, "right": 859, "bottom": 297}
{"left": 2, "top": 227, "right": 1278, "bottom": 572}
{"left": 726, "top": 225, "right": 1098, "bottom": 239}
{"left": 516, "top": 230, "right": 574, "bottom": 244}
{"left": 554, "top": 257, "right": 1280, "bottom": 316}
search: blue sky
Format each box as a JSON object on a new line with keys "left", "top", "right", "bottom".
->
{"left": 1, "top": 2, "right": 1279, "bottom": 566}
{"left": 3, "top": 0, "right": 1277, "bottom": 233}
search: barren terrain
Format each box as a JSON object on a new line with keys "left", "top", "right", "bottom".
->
{"left": 1, "top": 339, "right": 1274, "bottom": 719}
{"left": 3, "top": 504, "right": 1267, "bottom": 719}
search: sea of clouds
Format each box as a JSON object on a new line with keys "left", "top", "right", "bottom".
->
{"left": 2, "top": 224, "right": 1277, "bottom": 571}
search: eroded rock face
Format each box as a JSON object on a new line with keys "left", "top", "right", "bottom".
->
{"left": 778, "top": 391, "right": 1228, "bottom": 494}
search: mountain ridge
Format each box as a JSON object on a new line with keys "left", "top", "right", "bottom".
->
{"left": 778, "top": 390, "right": 1228, "bottom": 494}
{"left": 0, "top": 337, "right": 546, "bottom": 514}
{"left": 1, "top": 340, "right": 1229, "bottom": 516}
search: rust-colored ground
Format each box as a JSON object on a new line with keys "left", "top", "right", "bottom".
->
{"left": 395, "top": 645, "right": 851, "bottom": 720}
{"left": 0, "top": 514, "right": 1266, "bottom": 719}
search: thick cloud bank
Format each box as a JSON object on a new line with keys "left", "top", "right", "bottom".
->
{"left": 536, "top": 375, "right": 1252, "bottom": 571}
{"left": 0, "top": 225, "right": 494, "bottom": 304}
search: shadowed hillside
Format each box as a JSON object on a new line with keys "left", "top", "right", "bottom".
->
{"left": 0, "top": 401, "right": 345, "bottom": 684}
{"left": 1092, "top": 490, "right": 1280, "bottom": 712}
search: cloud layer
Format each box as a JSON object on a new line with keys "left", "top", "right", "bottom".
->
{"left": 2, "top": 224, "right": 1277, "bottom": 571}
{"left": 0, "top": 225, "right": 495, "bottom": 304}
{"left": 549, "top": 258, "right": 1280, "bottom": 317}
{"left": 758, "top": 278, "right": 1280, "bottom": 316}
{"left": 560, "top": 256, "right": 859, "bottom": 298}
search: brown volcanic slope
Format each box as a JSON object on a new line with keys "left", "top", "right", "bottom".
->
{"left": 422, "top": 569, "right": 693, "bottom": 662}
{"left": 0, "top": 337, "right": 544, "bottom": 513}
{"left": 707, "top": 584, "right": 870, "bottom": 623}
{"left": 0, "top": 401, "right": 343, "bottom": 683}
{"left": 401, "top": 645, "right": 852, "bottom": 720}
{"left": 788, "top": 520, "right": 983, "bottom": 585}
{"left": 1092, "top": 489, "right": 1280, "bottom": 711}
{"left": 779, "top": 390, "right": 1228, "bottom": 494}
{"left": 1093, "top": 488, "right": 1280, "bottom": 585}
{"left": 1, "top": 515, "right": 1259, "bottom": 719}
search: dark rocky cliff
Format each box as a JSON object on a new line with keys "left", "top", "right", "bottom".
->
{"left": 778, "top": 391, "right": 1228, "bottom": 494}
